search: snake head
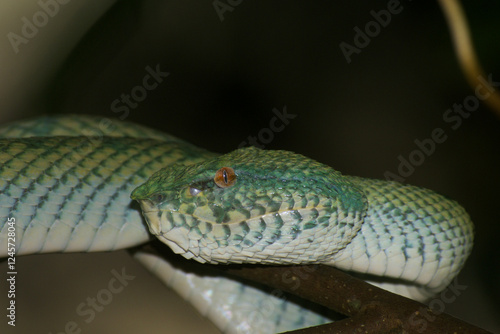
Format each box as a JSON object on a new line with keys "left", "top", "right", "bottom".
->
{"left": 131, "top": 147, "right": 367, "bottom": 264}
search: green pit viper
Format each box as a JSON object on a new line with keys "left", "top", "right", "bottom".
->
{"left": 0, "top": 115, "right": 474, "bottom": 333}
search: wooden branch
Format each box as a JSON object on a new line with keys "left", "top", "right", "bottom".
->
{"left": 139, "top": 241, "right": 491, "bottom": 334}
{"left": 221, "top": 265, "right": 492, "bottom": 334}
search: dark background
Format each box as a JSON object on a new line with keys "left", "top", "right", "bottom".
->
{"left": 1, "top": 1, "right": 499, "bottom": 333}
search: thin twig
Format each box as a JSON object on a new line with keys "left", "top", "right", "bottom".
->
{"left": 438, "top": 0, "right": 500, "bottom": 117}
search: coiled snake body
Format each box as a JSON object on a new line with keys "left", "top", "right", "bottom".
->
{"left": 0, "top": 115, "right": 474, "bottom": 333}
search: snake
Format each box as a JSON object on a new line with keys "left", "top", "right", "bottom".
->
{"left": 0, "top": 114, "right": 474, "bottom": 333}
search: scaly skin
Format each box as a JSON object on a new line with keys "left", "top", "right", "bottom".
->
{"left": 0, "top": 115, "right": 474, "bottom": 333}
{"left": 132, "top": 147, "right": 474, "bottom": 301}
{"left": 0, "top": 136, "right": 213, "bottom": 255}
{"left": 0, "top": 115, "right": 333, "bottom": 334}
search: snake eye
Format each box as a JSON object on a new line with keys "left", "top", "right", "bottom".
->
{"left": 189, "top": 187, "right": 201, "bottom": 196}
{"left": 214, "top": 167, "right": 236, "bottom": 188}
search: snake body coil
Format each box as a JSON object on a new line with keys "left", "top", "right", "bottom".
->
{"left": 0, "top": 115, "right": 474, "bottom": 333}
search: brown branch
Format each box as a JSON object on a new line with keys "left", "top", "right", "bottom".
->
{"left": 222, "top": 265, "right": 492, "bottom": 334}
{"left": 138, "top": 241, "right": 491, "bottom": 334}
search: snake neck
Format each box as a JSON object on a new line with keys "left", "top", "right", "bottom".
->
{"left": 326, "top": 176, "right": 474, "bottom": 300}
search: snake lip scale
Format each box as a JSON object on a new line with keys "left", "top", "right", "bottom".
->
{"left": 131, "top": 146, "right": 474, "bottom": 301}
{"left": 0, "top": 115, "right": 474, "bottom": 333}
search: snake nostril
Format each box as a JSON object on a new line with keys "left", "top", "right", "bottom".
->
{"left": 189, "top": 187, "right": 201, "bottom": 196}
{"left": 151, "top": 193, "right": 165, "bottom": 203}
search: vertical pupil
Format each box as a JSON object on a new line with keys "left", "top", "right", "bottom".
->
{"left": 223, "top": 169, "right": 228, "bottom": 183}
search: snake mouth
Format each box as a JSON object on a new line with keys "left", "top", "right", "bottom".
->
{"left": 135, "top": 199, "right": 195, "bottom": 257}
{"left": 135, "top": 199, "right": 162, "bottom": 234}
{"left": 135, "top": 199, "right": 156, "bottom": 212}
